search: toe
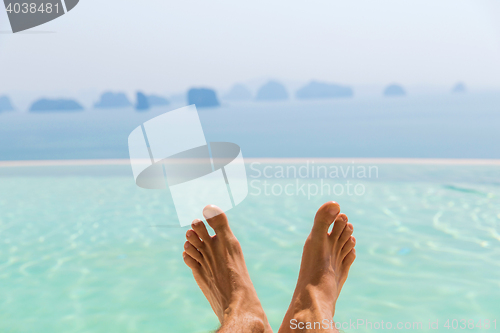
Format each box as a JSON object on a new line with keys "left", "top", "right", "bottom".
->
{"left": 183, "top": 251, "right": 200, "bottom": 270}
{"left": 203, "top": 205, "right": 232, "bottom": 236}
{"left": 337, "top": 223, "right": 354, "bottom": 247}
{"left": 343, "top": 248, "right": 356, "bottom": 268}
{"left": 311, "top": 201, "right": 340, "bottom": 237}
{"left": 328, "top": 213, "right": 348, "bottom": 240}
{"left": 191, "top": 219, "right": 212, "bottom": 242}
{"left": 184, "top": 241, "right": 203, "bottom": 263}
{"left": 340, "top": 236, "right": 356, "bottom": 258}
{"left": 186, "top": 229, "right": 204, "bottom": 250}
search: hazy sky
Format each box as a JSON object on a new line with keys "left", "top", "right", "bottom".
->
{"left": 1, "top": 0, "right": 500, "bottom": 99}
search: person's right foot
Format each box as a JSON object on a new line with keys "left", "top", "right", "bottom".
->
{"left": 182, "top": 205, "right": 272, "bottom": 333}
{"left": 279, "top": 202, "right": 356, "bottom": 333}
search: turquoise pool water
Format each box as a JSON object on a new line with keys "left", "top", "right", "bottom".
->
{"left": 0, "top": 162, "right": 499, "bottom": 332}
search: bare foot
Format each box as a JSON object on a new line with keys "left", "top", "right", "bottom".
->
{"left": 182, "top": 205, "right": 273, "bottom": 333}
{"left": 279, "top": 202, "right": 356, "bottom": 333}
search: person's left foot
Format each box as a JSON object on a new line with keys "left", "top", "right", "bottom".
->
{"left": 182, "top": 205, "right": 272, "bottom": 333}
{"left": 278, "top": 202, "right": 356, "bottom": 333}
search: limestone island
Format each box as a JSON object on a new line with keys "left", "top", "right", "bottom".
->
{"left": 136, "top": 92, "right": 150, "bottom": 111}
{"left": 223, "top": 84, "right": 253, "bottom": 100}
{"left": 94, "top": 92, "right": 132, "bottom": 108}
{"left": 187, "top": 88, "right": 220, "bottom": 108}
{"left": 135, "top": 92, "right": 170, "bottom": 111}
{"left": 296, "top": 81, "right": 353, "bottom": 99}
{"left": 452, "top": 82, "right": 466, "bottom": 94}
{"left": 147, "top": 95, "right": 170, "bottom": 107}
{"left": 256, "top": 81, "right": 288, "bottom": 101}
{"left": 0, "top": 96, "right": 14, "bottom": 112}
{"left": 383, "top": 84, "right": 406, "bottom": 97}
{"left": 29, "top": 98, "right": 84, "bottom": 112}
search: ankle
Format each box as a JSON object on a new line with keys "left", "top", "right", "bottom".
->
{"left": 221, "top": 311, "right": 267, "bottom": 333}
{"left": 223, "top": 298, "right": 269, "bottom": 332}
{"left": 291, "top": 285, "right": 336, "bottom": 319}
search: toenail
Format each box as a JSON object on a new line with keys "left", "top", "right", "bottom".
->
{"left": 191, "top": 219, "right": 202, "bottom": 227}
{"left": 329, "top": 202, "right": 341, "bottom": 216}
{"left": 203, "top": 205, "right": 224, "bottom": 219}
{"left": 184, "top": 243, "right": 189, "bottom": 249}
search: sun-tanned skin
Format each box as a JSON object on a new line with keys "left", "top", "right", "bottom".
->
{"left": 278, "top": 201, "right": 356, "bottom": 333}
{"left": 182, "top": 205, "right": 273, "bottom": 333}
{"left": 182, "top": 202, "right": 356, "bottom": 333}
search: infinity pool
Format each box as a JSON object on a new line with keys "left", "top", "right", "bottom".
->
{"left": 0, "top": 162, "right": 499, "bottom": 332}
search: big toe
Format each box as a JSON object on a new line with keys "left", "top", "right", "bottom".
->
{"left": 311, "top": 201, "right": 341, "bottom": 237}
{"left": 203, "top": 205, "right": 232, "bottom": 236}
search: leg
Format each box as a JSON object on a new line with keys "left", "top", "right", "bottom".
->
{"left": 182, "top": 205, "right": 273, "bottom": 333}
{"left": 279, "top": 202, "right": 356, "bottom": 333}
